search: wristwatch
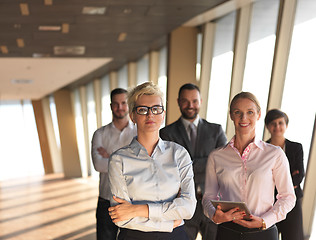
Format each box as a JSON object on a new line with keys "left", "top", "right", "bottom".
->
{"left": 261, "top": 218, "right": 266, "bottom": 230}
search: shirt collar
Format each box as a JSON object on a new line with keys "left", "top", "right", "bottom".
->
{"left": 130, "top": 136, "right": 165, "bottom": 157}
{"left": 111, "top": 119, "right": 135, "bottom": 130}
{"left": 227, "top": 135, "right": 264, "bottom": 150}
{"left": 181, "top": 115, "right": 200, "bottom": 129}
{"left": 127, "top": 119, "right": 136, "bottom": 129}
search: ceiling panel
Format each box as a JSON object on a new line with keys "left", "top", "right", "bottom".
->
{"left": 0, "top": 0, "right": 229, "bottom": 100}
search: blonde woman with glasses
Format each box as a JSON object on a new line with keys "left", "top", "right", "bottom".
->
{"left": 108, "top": 82, "right": 196, "bottom": 240}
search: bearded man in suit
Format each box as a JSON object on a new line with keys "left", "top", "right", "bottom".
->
{"left": 160, "top": 83, "right": 227, "bottom": 240}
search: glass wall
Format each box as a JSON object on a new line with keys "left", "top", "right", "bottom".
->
{"left": 118, "top": 65, "right": 128, "bottom": 89}
{"left": 282, "top": 0, "right": 316, "bottom": 172}
{"left": 49, "top": 95, "right": 63, "bottom": 173}
{"left": 196, "top": 32, "right": 203, "bottom": 82}
{"left": 206, "top": 11, "right": 236, "bottom": 132}
{"left": 86, "top": 82, "right": 97, "bottom": 176}
{"left": 101, "top": 75, "right": 112, "bottom": 126}
{"left": 158, "top": 46, "right": 168, "bottom": 127}
{"left": 137, "top": 54, "right": 149, "bottom": 85}
{"left": 242, "top": 0, "right": 280, "bottom": 139}
{"left": 0, "top": 100, "right": 43, "bottom": 180}
{"left": 73, "top": 89, "right": 89, "bottom": 178}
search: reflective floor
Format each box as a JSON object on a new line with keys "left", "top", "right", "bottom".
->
{"left": 1, "top": 174, "right": 313, "bottom": 240}
{"left": 0, "top": 174, "right": 98, "bottom": 240}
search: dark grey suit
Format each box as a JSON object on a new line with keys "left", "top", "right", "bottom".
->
{"left": 160, "top": 117, "right": 227, "bottom": 240}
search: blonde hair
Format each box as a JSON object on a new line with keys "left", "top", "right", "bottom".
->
{"left": 127, "top": 82, "right": 164, "bottom": 114}
{"left": 229, "top": 92, "right": 261, "bottom": 114}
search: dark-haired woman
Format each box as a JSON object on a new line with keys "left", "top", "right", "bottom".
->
{"left": 265, "top": 109, "right": 305, "bottom": 240}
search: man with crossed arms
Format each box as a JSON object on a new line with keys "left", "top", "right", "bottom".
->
{"left": 91, "top": 88, "right": 137, "bottom": 240}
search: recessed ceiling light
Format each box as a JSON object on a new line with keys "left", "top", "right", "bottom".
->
{"left": 82, "top": 6, "right": 106, "bottom": 15}
{"left": 38, "top": 25, "right": 61, "bottom": 31}
{"left": 32, "top": 53, "right": 51, "bottom": 58}
{"left": 13, "top": 24, "right": 22, "bottom": 29}
{"left": 17, "top": 38, "right": 25, "bottom": 48}
{"left": 0, "top": 46, "right": 9, "bottom": 54}
{"left": 54, "top": 46, "right": 85, "bottom": 55}
{"left": 118, "top": 32, "right": 127, "bottom": 42}
{"left": 20, "top": 3, "right": 30, "bottom": 16}
{"left": 123, "top": 8, "right": 132, "bottom": 14}
{"left": 61, "top": 23, "right": 69, "bottom": 33}
{"left": 11, "top": 79, "right": 33, "bottom": 84}
{"left": 44, "top": 0, "right": 53, "bottom": 5}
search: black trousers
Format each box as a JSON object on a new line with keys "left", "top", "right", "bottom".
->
{"left": 277, "top": 198, "right": 304, "bottom": 240}
{"left": 118, "top": 225, "right": 189, "bottom": 240}
{"left": 96, "top": 197, "right": 118, "bottom": 240}
{"left": 184, "top": 199, "right": 217, "bottom": 240}
{"left": 216, "top": 222, "right": 278, "bottom": 240}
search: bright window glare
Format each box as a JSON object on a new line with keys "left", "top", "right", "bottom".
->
{"left": 0, "top": 100, "right": 43, "bottom": 180}
{"left": 137, "top": 54, "right": 149, "bottom": 85}
{"left": 207, "top": 51, "right": 234, "bottom": 132}
{"left": 73, "top": 89, "right": 88, "bottom": 178}
{"left": 87, "top": 82, "right": 98, "bottom": 177}
{"left": 49, "top": 96, "right": 61, "bottom": 148}
{"left": 243, "top": 35, "right": 276, "bottom": 139}
{"left": 101, "top": 75, "right": 111, "bottom": 126}
{"left": 282, "top": 17, "right": 316, "bottom": 171}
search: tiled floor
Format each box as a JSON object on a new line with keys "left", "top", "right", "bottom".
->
{"left": 0, "top": 174, "right": 99, "bottom": 240}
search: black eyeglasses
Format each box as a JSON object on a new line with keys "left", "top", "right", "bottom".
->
{"left": 134, "top": 105, "right": 164, "bottom": 115}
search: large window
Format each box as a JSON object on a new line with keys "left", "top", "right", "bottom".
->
{"left": 86, "top": 82, "right": 97, "bottom": 176}
{"left": 158, "top": 46, "right": 168, "bottom": 127}
{"left": 73, "top": 89, "right": 88, "bottom": 178}
{"left": 49, "top": 95, "right": 63, "bottom": 173}
{"left": 101, "top": 75, "right": 112, "bottom": 126}
{"left": 137, "top": 54, "right": 149, "bottom": 85}
{"left": 282, "top": 0, "right": 316, "bottom": 172}
{"left": 118, "top": 65, "right": 128, "bottom": 89}
{"left": 0, "top": 100, "right": 43, "bottom": 180}
{"left": 242, "top": 0, "right": 280, "bottom": 139}
{"left": 196, "top": 32, "right": 203, "bottom": 82}
{"left": 207, "top": 11, "right": 236, "bottom": 132}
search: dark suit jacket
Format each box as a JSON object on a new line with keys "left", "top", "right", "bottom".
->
{"left": 267, "top": 138, "right": 305, "bottom": 199}
{"left": 160, "top": 118, "right": 227, "bottom": 194}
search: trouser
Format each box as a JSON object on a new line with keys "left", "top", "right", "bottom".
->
{"left": 216, "top": 222, "right": 278, "bottom": 240}
{"left": 184, "top": 199, "right": 217, "bottom": 240}
{"left": 96, "top": 197, "right": 118, "bottom": 240}
{"left": 277, "top": 198, "right": 304, "bottom": 240}
{"left": 118, "top": 225, "right": 189, "bottom": 240}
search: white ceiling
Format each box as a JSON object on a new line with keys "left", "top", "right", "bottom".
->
{"left": 0, "top": 58, "right": 112, "bottom": 100}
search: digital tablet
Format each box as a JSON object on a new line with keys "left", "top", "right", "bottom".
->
{"left": 211, "top": 200, "right": 251, "bottom": 220}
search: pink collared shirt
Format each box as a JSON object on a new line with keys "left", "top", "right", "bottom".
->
{"left": 202, "top": 136, "right": 296, "bottom": 228}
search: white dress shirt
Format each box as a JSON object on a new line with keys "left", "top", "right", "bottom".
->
{"left": 181, "top": 115, "right": 199, "bottom": 141}
{"left": 202, "top": 136, "right": 296, "bottom": 229}
{"left": 109, "top": 137, "right": 197, "bottom": 232}
{"left": 91, "top": 121, "right": 137, "bottom": 200}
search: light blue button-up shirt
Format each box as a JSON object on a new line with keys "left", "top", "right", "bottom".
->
{"left": 108, "top": 137, "right": 196, "bottom": 232}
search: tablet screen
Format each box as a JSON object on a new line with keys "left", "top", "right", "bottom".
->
{"left": 211, "top": 200, "right": 251, "bottom": 220}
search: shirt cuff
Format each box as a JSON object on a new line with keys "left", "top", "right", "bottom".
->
{"left": 261, "top": 213, "right": 275, "bottom": 229}
{"left": 148, "top": 203, "right": 162, "bottom": 220}
{"left": 147, "top": 203, "right": 174, "bottom": 232}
